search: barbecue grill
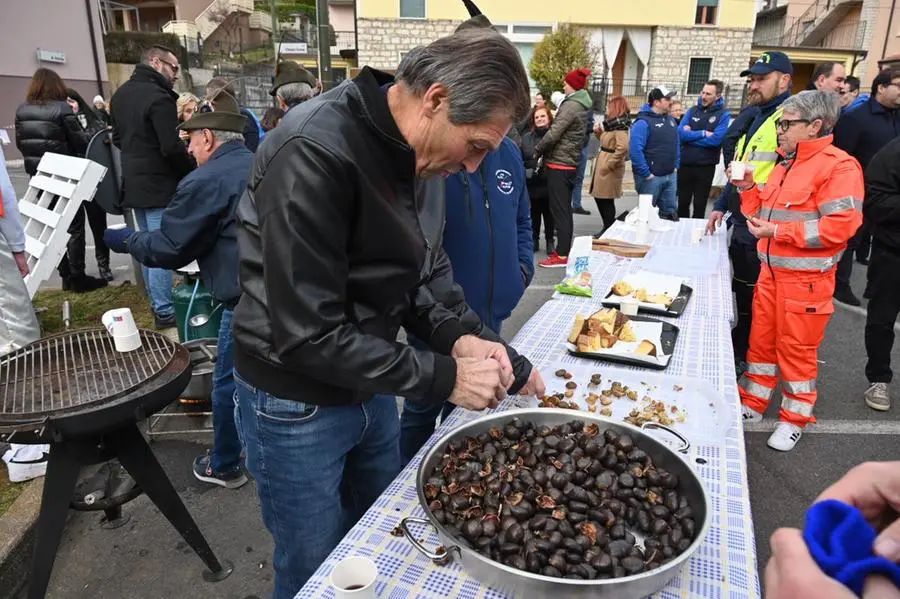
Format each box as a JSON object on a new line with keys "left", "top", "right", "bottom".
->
{"left": 0, "top": 328, "right": 233, "bottom": 599}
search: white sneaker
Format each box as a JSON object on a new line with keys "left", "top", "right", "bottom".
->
{"left": 864, "top": 382, "right": 891, "bottom": 411}
{"left": 767, "top": 422, "right": 803, "bottom": 451}
{"left": 742, "top": 404, "right": 763, "bottom": 423}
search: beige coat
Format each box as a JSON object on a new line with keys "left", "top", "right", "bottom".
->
{"left": 590, "top": 129, "right": 629, "bottom": 199}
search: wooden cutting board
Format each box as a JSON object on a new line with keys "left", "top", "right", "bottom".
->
{"left": 592, "top": 238, "right": 651, "bottom": 258}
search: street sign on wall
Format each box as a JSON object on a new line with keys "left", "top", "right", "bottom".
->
{"left": 279, "top": 42, "right": 308, "bottom": 55}
{"left": 36, "top": 49, "right": 66, "bottom": 64}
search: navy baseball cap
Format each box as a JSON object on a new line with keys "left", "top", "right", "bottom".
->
{"left": 741, "top": 51, "right": 793, "bottom": 77}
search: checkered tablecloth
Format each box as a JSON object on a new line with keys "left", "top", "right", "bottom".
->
{"left": 565, "top": 219, "right": 734, "bottom": 325}
{"left": 296, "top": 219, "right": 760, "bottom": 599}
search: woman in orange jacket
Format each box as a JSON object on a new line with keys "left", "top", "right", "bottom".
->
{"left": 732, "top": 90, "right": 864, "bottom": 451}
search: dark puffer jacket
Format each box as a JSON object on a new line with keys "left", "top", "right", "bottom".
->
{"left": 534, "top": 89, "right": 593, "bottom": 167}
{"left": 15, "top": 100, "right": 77, "bottom": 176}
{"left": 109, "top": 64, "right": 195, "bottom": 209}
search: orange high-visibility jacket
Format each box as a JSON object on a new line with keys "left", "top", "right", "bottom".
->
{"left": 741, "top": 135, "right": 864, "bottom": 273}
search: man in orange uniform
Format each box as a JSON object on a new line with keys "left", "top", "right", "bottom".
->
{"left": 733, "top": 90, "right": 864, "bottom": 451}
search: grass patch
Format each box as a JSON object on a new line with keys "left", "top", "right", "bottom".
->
{"left": 32, "top": 283, "right": 155, "bottom": 335}
{"left": 0, "top": 467, "right": 26, "bottom": 517}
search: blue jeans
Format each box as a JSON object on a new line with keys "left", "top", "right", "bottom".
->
{"left": 132, "top": 207, "right": 173, "bottom": 317}
{"left": 233, "top": 374, "right": 401, "bottom": 599}
{"left": 210, "top": 309, "right": 241, "bottom": 473}
{"left": 636, "top": 172, "right": 678, "bottom": 216}
{"left": 571, "top": 144, "right": 590, "bottom": 210}
{"left": 397, "top": 396, "right": 455, "bottom": 465}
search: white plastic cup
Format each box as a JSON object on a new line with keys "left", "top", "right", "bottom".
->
{"left": 730, "top": 161, "right": 747, "bottom": 181}
{"left": 619, "top": 296, "right": 639, "bottom": 316}
{"left": 101, "top": 308, "right": 142, "bottom": 352}
{"left": 635, "top": 219, "right": 650, "bottom": 244}
{"left": 329, "top": 556, "right": 377, "bottom": 599}
{"left": 637, "top": 194, "right": 653, "bottom": 223}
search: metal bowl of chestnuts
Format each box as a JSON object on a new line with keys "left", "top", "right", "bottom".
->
{"left": 399, "top": 408, "right": 710, "bottom": 598}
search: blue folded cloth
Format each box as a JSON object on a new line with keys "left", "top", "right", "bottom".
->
{"left": 804, "top": 499, "right": 900, "bottom": 596}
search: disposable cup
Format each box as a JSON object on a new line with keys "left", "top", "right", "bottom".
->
{"left": 329, "top": 556, "right": 377, "bottom": 599}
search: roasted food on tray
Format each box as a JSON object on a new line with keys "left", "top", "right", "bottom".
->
{"left": 423, "top": 417, "right": 699, "bottom": 580}
{"left": 611, "top": 281, "right": 674, "bottom": 308}
{"left": 567, "top": 308, "right": 639, "bottom": 352}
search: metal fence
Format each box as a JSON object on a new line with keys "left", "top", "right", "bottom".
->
{"left": 208, "top": 62, "right": 277, "bottom": 115}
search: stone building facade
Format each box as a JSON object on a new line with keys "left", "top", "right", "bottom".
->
{"left": 647, "top": 26, "right": 755, "bottom": 109}
{"left": 357, "top": 18, "right": 461, "bottom": 69}
{"left": 357, "top": 18, "right": 754, "bottom": 110}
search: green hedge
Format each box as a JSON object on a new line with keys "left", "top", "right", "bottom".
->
{"left": 103, "top": 31, "right": 186, "bottom": 64}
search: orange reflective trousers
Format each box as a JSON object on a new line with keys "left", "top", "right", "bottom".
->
{"left": 738, "top": 266, "right": 835, "bottom": 426}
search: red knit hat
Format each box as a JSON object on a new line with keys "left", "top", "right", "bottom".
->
{"left": 564, "top": 68, "right": 591, "bottom": 91}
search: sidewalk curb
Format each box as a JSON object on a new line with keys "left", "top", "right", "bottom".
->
{"left": 0, "top": 478, "right": 42, "bottom": 599}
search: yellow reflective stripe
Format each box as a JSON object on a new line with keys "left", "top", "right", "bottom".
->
{"left": 767, "top": 208, "right": 819, "bottom": 222}
{"left": 757, "top": 250, "right": 843, "bottom": 271}
{"left": 783, "top": 379, "right": 817, "bottom": 394}
{"left": 819, "top": 197, "right": 861, "bottom": 216}
{"left": 746, "top": 362, "right": 779, "bottom": 376}
{"left": 804, "top": 221, "right": 822, "bottom": 248}
{"left": 781, "top": 397, "right": 815, "bottom": 417}
{"left": 738, "top": 375, "right": 776, "bottom": 400}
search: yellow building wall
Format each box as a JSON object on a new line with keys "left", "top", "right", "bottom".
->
{"left": 358, "top": 0, "right": 755, "bottom": 29}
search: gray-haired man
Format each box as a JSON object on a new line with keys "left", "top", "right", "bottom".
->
{"left": 232, "top": 27, "right": 531, "bottom": 597}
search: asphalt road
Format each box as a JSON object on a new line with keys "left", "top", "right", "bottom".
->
{"left": 7, "top": 167, "right": 899, "bottom": 597}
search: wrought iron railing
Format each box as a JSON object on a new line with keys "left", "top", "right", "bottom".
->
{"left": 753, "top": 18, "right": 866, "bottom": 50}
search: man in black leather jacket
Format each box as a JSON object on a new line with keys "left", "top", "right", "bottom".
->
{"left": 232, "top": 28, "right": 532, "bottom": 597}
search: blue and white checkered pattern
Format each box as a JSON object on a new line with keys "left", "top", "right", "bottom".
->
{"left": 296, "top": 219, "right": 760, "bottom": 599}
{"left": 560, "top": 220, "right": 734, "bottom": 324}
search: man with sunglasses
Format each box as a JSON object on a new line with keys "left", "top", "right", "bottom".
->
{"left": 706, "top": 51, "right": 793, "bottom": 378}
{"left": 110, "top": 45, "right": 195, "bottom": 329}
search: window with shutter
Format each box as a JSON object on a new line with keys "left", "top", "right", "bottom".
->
{"left": 695, "top": 0, "right": 718, "bottom": 25}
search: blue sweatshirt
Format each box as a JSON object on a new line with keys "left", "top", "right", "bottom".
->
{"left": 679, "top": 96, "right": 731, "bottom": 166}
{"left": 629, "top": 104, "right": 680, "bottom": 177}
{"left": 443, "top": 137, "right": 534, "bottom": 332}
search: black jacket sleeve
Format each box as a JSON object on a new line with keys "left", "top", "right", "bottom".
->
{"left": 256, "top": 135, "right": 458, "bottom": 401}
{"left": 864, "top": 139, "right": 900, "bottom": 226}
{"left": 722, "top": 106, "right": 759, "bottom": 166}
{"left": 424, "top": 246, "right": 534, "bottom": 394}
{"left": 148, "top": 97, "right": 195, "bottom": 179}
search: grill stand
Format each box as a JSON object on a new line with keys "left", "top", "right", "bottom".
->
{"left": 27, "top": 424, "right": 234, "bottom": 599}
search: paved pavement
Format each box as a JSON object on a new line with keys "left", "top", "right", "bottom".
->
{"left": 7, "top": 167, "right": 899, "bottom": 598}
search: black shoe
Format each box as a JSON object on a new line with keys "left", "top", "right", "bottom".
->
{"left": 192, "top": 454, "right": 248, "bottom": 489}
{"left": 98, "top": 264, "right": 114, "bottom": 281}
{"left": 154, "top": 313, "right": 177, "bottom": 329}
{"left": 659, "top": 212, "right": 680, "bottom": 222}
{"left": 833, "top": 286, "right": 861, "bottom": 307}
{"left": 572, "top": 207, "right": 591, "bottom": 215}
{"left": 68, "top": 274, "right": 108, "bottom": 293}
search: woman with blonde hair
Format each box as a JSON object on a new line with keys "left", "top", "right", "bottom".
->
{"left": 590, "top": 95, "right": 632, "bottom": 234}
{"left": 176, "top": 92, "right": 199, "bottom": 141}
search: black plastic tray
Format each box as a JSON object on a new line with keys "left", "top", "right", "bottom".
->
{"left": 566, "top": 314, "right": 679, "bottom": 371}
{"left": 601, "top": 284, "right": 693, "bottom": 318}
